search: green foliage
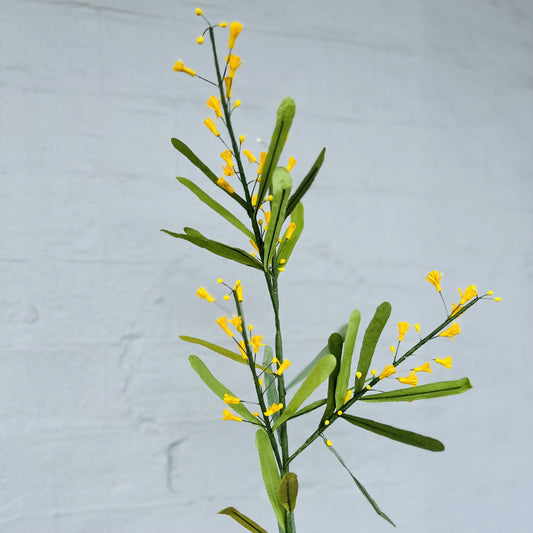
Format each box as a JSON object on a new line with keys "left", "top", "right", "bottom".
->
{"left": 256, "top": 429, "right": 286, "bottom": 531}
{"left": 218, "top": 507, "right": 268, "bottom": 533}
{"left": 273, "top": 354, "right": 336, "bottom": 430}
{"left": 355, "top": 302, "right": 392, "bottom": 392}
{"left": 176, "top": 177, "right": 253, "bottom": 238}
{"left": 362, "top": 377, "right": 473, "bottom": 402}
{"left": 278, "top": 473, "right": 299, "bottom": 513}
{"left": 276, "top": 202, "right": 304, "bottom": 267}
{"left": 319, "top": 333, "right": 343, "bottom": 426}
{"left": 343, "top": 414, "right": 445, "bottom": 451}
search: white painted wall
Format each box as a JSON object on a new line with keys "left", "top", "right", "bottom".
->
{"left": 1, "top": 1, "right": 532, "bottom": 532}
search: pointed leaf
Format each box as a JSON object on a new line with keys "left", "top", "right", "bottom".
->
{"left": 171, "top": 138, "right": 247, "bottom": 209}
{"left": 263, "top": 346, "right": 281, "bottom": 427}
{"left": 362, "top": 377, "right": 473, "bottom": 402}
{"left": 343, "top": 414, "right": 445, "bottom": 451}
{"left": 355, "top": 302, "right": 392, "bottom": 392}
{"left": 293, "top": 398, "right": 327, "bottom": 420}
{"left": 277, "top": 202, "right": 304, "bottom": 267}
{"left": 335, "top": 309, "right": 361, "bottom": 410}
{"left": 180, "top": 336, "right": 272, "bottom": 373}
{"left": 286, "top": 147, "right": 325, "bottom": 217}
{"left": 176, "top": 177, "right": 253, "bottom": 238}
{"left": 255, "top": 429, "right": 285, "bottom": 531}
{"left": 287, "top": 323, "right": 348, "bottom": 390}
{"left": 188, "top": 355, "right": 257, "bottom": 423}
{"left": 273, "top": 354, "right": 336, "bottom": 430}
{"left": 263, "top": 167, "right": 292, "bottom": 268}
{"left": 161, "top": 228, "right": 262, "bottom": 270}
{"left": 255, "top": 97, "right": 296, "bottom": 211}
{"left": 278, "top": 473, "right": 298, "bottom": 513}
{"left": 319, "top": 333, "right": 343, "bottom": 426}
{"left": 218, "top": 507, "right": 268, "bottom": 533}
{"left": 324, "top": 439, "right": 395, "bottom": 527}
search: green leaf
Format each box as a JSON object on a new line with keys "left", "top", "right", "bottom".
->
{"left": 255, "top": 429, "right": 285, "bottom": 531}
{"left": 273, "top": 354, "right": 336, "bottom": 430}
{"left": 171, "top": 138, "right": 247, "bottom": 209}
{"left": 263, "top": 167, "right": 292, "bottom": 268}
{"left": 180, "top": 336, "right": 272, "bottom": 373}
{"left": 343, "top": 414, "right": 445, "bottom": 451}
{"left": 293, "top": 398, "right": 327, "bottom": 420}
{"left": 355, "top": 302, "right": 392, "bottom": 393}
{"left": 188, "top": 355, "right": 257, "bottom": 423}
{"left": 286, "top": 323, "right": 348, "bottom": 390}
{"left": 335, "top": 309, "right": 361, "bottom": 410}
{"left": 362, "top": 377, "right": 473, "bottom": 402}
{"left": 286, "top": 147, "right": 325, "bottom": 218}
{"left": 218, "top": 507, "right": 268, "bottom": 533}
{"left": 277, "top": 202, "right": 304, "bottom": 268}
{"left": 319, "top": 333, "right": 343, "bottom": 427}
{"left": 161, "top": 228, "right": 262, "bottom": 270}
{"left": 278, "top": 473, "right": 298, "bottom": 513}
{"left": 255, "top": 97, "right": 296, "bottom": 212}
{"left": 324, "top": 439, "right": 396, "bottom": 527}
{"left": 176, "top": 177, "right": 253, "bottom": 238}
{"left": 263, "top": 346, "right": 281, "bottom": 429}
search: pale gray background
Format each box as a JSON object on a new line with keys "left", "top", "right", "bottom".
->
{"left": 1, "top": 0, "right": 532, "bottom": 532}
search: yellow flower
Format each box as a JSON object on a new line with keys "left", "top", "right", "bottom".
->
{"left": 222, "top": 409, "right": 242, "bottom": 422}
{"left": 227, "top": 54, "right": 242, "bottom": 78}
{"left": 264, "top": 403, "right": 283, "bottom": 416}
{"left": 207, "top": 95, "right": 222, "bottom": 118}
{"left": 276, "top": 359, "right": 291, "bottom": 376}
{"left": 204, "top": 117, "right": 220, "bottom": 137}
{"left": 216, "top": 177, "right": 234, "bottom": 194}
{"left": 223, "top": 164, "right": 234, "bottom": 177}
{"left": 379, "top": 364, "right": 396, "bottom": 380}
{"left": 264, "top": 211, "right": 271, "bottom": 230}
{"left": 257, "top": 151, "right": 267, "bottom": 175}
{"left": 250, "top": 238, "right": 259, "bottom": 253}
{"left": 415, "top": 323, "right": 421, "bottom": 334}
{"left": 223, "top": 76, "right": 233, "bottom": 98}
{"left": 390, "top": 345, "right": 395, "bottom": 355}
{"left": 229, "top": 315, "right": 243, "bottom": 333}
{"left": 243, "top": 149, "right": 257, "bottom": 163}
{"left": 223, "top": 393, "right": 240, "bottom": 405}
{"left": 228, "top": 21, "right": 243, "bottom": 49}
{"left": 435, "top": 356, "right": 453, "bottom": 369}
{"left": 458, "top": 284, "right": 477, "bottom": 305}
{"left": 344, "top": 390, "right": 354, "bottom": 403}
{"left": 439, "top": 322, "right": 461, "bottom": 340}
{"left": 413, "top": 362, "right": 432, "bottom": 373}
{"left": 233, "top": 100, "right": 241, "bottom": 109}
{"left": 450, "top": 303, "right": 462, "bottom": 316}
{"left": 250, "top": 335, "right": 265, "bottom": 354}
{"left": 284, "top": 222, "right": 297, "bottom": 240}
{"left": 173, "top": 60, "right": 196, "bottom": 76}
{"left": 220, "top": 149, "right": 234, "bottom": 173}
{"left": 238, "top": 340, "right": 248, "bottom": 360}
{"left": 287, "top": 157, "right": 297, "bottom": 171}
{"left": 425, "top": 270, "right": 443, "bottom": 292}
{"left": 398, "top": 322, "right": 409, "bottom": 341}
{"left": 397, "top": 371, "right": 418, "bottom": 387}
{"left": 216, "top": 315, "right": 234, "bottom": 338}
{"left": 234, "top": 280, "right": 243, "bottom": 302}
{"left": 196, "top": 286, "right": 214, "bottom": 303}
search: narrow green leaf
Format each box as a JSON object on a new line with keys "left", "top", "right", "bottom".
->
{"left": 255, "top": 429, "right": 286, "bottom": 531}
{"left": 255, "top": 97, "right": 296, "bottom": 211}
{"left": 176, "top": 177, "right": 253, "bottom": 238}
{"left": 278, "top": 473, "right": 298, "bottom": 513}
{"left": 277, "top": 202, "right": 304, "bottom": 267}
{"left": 273, "top": 354, "right": 336, "bottom": 430}
{"left": 188, "top": 355, "right": 257, "bottom": 423}
{"left": 343, "top": 414, "right": 445, "bottom": 451}
{"left": 263, "top": 167, "right": 292, "bottom": 268}
{"left": 355, "top": 302, "right": 392, "bottom": 392}
{"left": 218, "top": 507, "right": 268, "bottom": 533}
{"left": 171, "top": 138, "right": 247, "bottom": 209}
{"left": 362, "top": 377, "right": 473, "bottom": 402}
{"left": 324, "top": 439, "right": 396, "bottom": 527}
{"left": 293, "top": 398, "right": 327, "bottom": 420}
{"left": 263, "top": 346, "right": 281, "bottom": 429}
{"left": 287, "top": 323, "right": 348, "bottom": 390}
{"left": 319, "top": 333, "right": 343, "bottom": 427}
{"left": 161, "top": 228, "right": 262, "bottom": 270}
{"left": 286, "top": 147, "right": 325, "bottom": 218}
{"left": 335, "top": 309, "right": 361, "bottom": 410}
{"left": 180, "top": 336, "right": 272, "bottom": 373}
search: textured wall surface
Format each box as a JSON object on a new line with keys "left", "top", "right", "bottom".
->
{"left": 1, "top": 0, "right": 532, "bottom": 532}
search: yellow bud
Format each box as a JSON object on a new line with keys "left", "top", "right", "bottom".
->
{"left": 233, "top": 100, "right": 241, "bottom": 109}
{"left": 258, "top": 378, "right": 263, "bottom": 386}
{"left": 219, "top": 21, "right": 228, "bottom": 28}
{"left": 248, "top": 324, "right": 253, "bottom": 331}
{"left": 228, "top": 21, "right": 243, "bottom": 48}
{"left": 195, "top": 8, "right": 202, "bottom": 16}
{"left": 267, "top": 194, "right": 274, "bottom": 201}
{"left": 390, "top": 345, "right": 396, "bottom": 354}
{"left": 356, "top": 371, "right": 362, "bottom": 379}
{"left": 324, "top": 420, "right": 330, "bottom": 426}
{"left": 366, "top": 384, "right": 371, "bottom": 390}
{"left": 217, "top": 278, "right": 223, "bottom": 283}
{"left": 371, "top": 369, "right": 377, "bottom": 376}
{"left": 173, "top": 60, "right": 196, "bottom": 77}
{"left": 494, "top": 297, "right": 501, "bottom": 301}
{"left": 487, "top": 290, "right": 493, "bottom": 295}
{"left": 280, "top": 259, "right": 286, "bottom": 264}
{"left": 196, "top": 36, "right": 204, "bottom": 44}
{"left": 326, "top": 439, "right": 332, "bottom": 447}
{"left": 223, "top": 294, "right": 230, "bottom": 301}
{"left": 415, "top": 323, "right": 421, "bottom": 334}
{"left": 337, "top": 410, "right": 343, "bottom": 416}
{"left": 239, "top": 135, "right": 245, "bottom": 144}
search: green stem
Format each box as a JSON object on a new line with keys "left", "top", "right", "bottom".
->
{"left": 287, "top": 297, "right": 481, "bottom": 464}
